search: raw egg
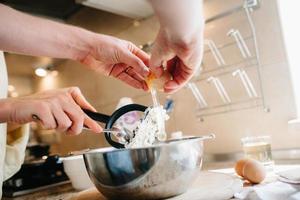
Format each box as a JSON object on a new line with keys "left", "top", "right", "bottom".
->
{"left": 234, "top": 158, "right": 266, "bottom": 184}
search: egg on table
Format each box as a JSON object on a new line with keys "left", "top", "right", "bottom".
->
{"left": 235, "top": 158, "right": 266, "bottom": 184}
{"left": 235, "top": 158, "right": 248, "bottom": 177}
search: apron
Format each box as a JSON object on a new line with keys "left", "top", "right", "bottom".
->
{"left": 0, "top": 51, "right": 29, "bottom": 197}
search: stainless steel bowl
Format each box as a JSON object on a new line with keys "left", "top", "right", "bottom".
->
{"left": 83, "top": 136, "right": 212, "bottom": 200}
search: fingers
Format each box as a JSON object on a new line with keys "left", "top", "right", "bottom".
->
{"left": 81, "top": 39, "right": 150, "bottom": 90}
{"left": 119, "top": 50, "right": 150, "bottom": 78}
{"left": 64, "top": 107, "right": 84, "bottom": 135}
{"left": 163, "top": 54, "right": 200, "bottom": 93}
{"left": 149, "top": 41, "right": 174, "bottom": 78}
{"left": 35, "top": 103, "right": 57, "bottom": 130}
{"left": 117, "top": 71, "right": 145, "bottom": 90}
{"left": 84, "top": 115, "right": 103, "bottom": 133}
{"left": 149, "top": 42, "right": 165, "bottom": 78}
{"left": 68, "top": 87, "right": 96, "bottom": 112}
{"left": 164, "top": 81, "right": 181, "bottom": 93}
{"left": 58, "top": 87, "right": 102, "bottom": 134}
{"left": 109, "top": 63, "right": 127, "bottom": 77}
{"left": 164, "top": 59, "right": 193, "bottom": 93}
{"left": 125, "top": 67, "right": 148, "bottom": 91}
{"left": 148, "top": 26, "right": 204, "bottom": 93}
{"left": 110, "top": 64, "right": 148, "bottom": 90}
{"left": 12, "top": 87, "right": 102, "bottom": 135}
{"left": 62, "top": 95, "right": 102, "bottom": 135}
{"left": 131, "top": 44, "right": 150, "bottom": 66}
{"left": 51, "top": 105, "right": 72, "bottom": 132}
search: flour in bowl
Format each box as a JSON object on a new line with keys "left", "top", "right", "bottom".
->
{"left": 125, "top": 105, "right": 169, "bottom": 148}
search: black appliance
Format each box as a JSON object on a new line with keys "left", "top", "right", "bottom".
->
{"left": 3, "top": 145, "right": 69, "bottom": 197}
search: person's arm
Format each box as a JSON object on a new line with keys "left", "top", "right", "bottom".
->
{"left": 148, "top": 0, "right": 204, "bottom": 93}
{"left": 0, "top": 4, "right": 149, "bottom": 90}
{"left": 0, "top": 4, "right": 91, "bottom": 61}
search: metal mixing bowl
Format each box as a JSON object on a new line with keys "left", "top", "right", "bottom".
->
{"left": 83, "top": 136, "right": 210, "bottom": 200}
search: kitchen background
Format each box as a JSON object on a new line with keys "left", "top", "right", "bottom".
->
{"left": 3, "top": 0, "right": 299, "bottom": 155}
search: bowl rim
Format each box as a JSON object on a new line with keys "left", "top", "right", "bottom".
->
{"left": 83, "top": 136, "right": 205, "bottom": 156}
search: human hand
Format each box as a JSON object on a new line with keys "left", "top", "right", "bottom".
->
{"left": 0, "top": 5, "right": 149, "bottom": 91}
{"left": 0, "top": 87, "right": 102, "bottom": 135}
{"left": 149, "top": 27, "right": 204, "bottom": 93}
{"left": 148, "top": 0, "right": 204, "bottom": 93}
{"left": 81, "top": 34, "right": 150, "bottom": 91}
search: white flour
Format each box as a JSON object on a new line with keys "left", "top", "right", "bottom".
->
{"left": 125, "top": 106, "right": 169, "bottom": 148}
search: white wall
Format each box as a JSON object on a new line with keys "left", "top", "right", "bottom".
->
{"left": 176, "top": 0, "right": 298, "bottom": 153}
{"left": 276, "top": 0, "right": 300, "bottom": 118}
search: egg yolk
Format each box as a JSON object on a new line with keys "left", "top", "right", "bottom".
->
{"left": 146, "top": 72, "right": 157, "bottom": 88}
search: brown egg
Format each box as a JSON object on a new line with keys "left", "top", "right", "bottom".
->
{"left": 235, "top": 158, "right": 248, "bottom": 177}
{"left": 243, "top": 159, "right": 266, "bottom": 184}
{"left": 235, "top": 158, "right": 266, "bottom": 184}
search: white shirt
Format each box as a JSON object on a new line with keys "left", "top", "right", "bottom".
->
{"left": 0, "top": 51, "right": 29, "bottom": 197}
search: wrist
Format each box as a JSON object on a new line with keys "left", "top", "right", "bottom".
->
{"left": 162, "top": 25, "right": 203, "bottom": 52}
{"left": 154, "top": 0, "right": 204, "bottom": 42}
{"left": 0, "top": 99, "right": 13, "bottom": 123}
{"left": 67, "top": 27, "right": 98, "bottom": 62}
{"left": 76, "top": 32, "right": 117, "bottom": 63}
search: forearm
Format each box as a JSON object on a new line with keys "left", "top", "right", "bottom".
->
{"left": 149, "top": 0, "right": 204, "bottom": 41}
{"left": 0, "top": 99, "right": 24, "bottom": 132}
{"left": 0, "top": 99, "right": 12, "bottom": 123}
{"left": 0, "top": 4, "right": 96, "bottom": 61}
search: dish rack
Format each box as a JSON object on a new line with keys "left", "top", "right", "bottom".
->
{"left": 188, "top": 0, "right": 269, "bottom": 121}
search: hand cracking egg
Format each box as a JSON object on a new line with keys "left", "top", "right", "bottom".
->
{"left": 146, "top": 71, "right": 171, "bottom": 91}
{"left": 235, "top": 158, "right": 266, "bottom": 184}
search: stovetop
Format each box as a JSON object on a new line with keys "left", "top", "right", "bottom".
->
{"left": 3, "top": 155, "right": 69, "bottom": 197}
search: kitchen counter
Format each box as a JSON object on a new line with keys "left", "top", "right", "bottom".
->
{"left": 3, "top": 160, "right": 300, "bottom": 200}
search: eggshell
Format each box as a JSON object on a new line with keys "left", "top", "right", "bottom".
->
{"left": 243, "top": 159, "right": 266, "bottom": 184}
{"left": 146, "top": 72, "right": 171, "bottom": 91}
{"left": 235, "top": 158, "right": 248, "bottom": 177}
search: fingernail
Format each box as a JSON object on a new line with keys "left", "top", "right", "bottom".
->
{"left": 165, "top": 81, "right": 178, "bottom": 89}
{"left": 143, "top": 69, "right": 150, "bottom": 77}
{"left": 96, "top": 127, "right": 103, "bottom": 133}
{"left": 90, "top": 106, "right": 97, "bottom": 112}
